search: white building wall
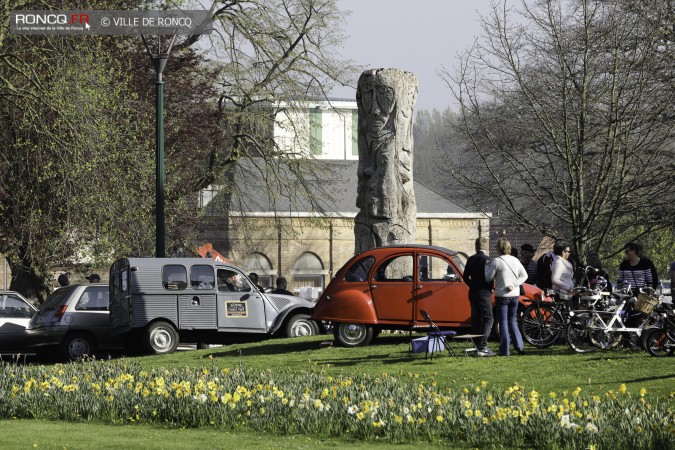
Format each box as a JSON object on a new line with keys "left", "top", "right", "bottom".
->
{"left": 273, "top": 100, "right": 358, "bottom": 160}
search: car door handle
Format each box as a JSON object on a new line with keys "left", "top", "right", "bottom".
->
{"left": 371, "top": 284, "right": 377, "bottom": 289}
{"left": 417, "top": 285, "right": 424, "bottom": 290}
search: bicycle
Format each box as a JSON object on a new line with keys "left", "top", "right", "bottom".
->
{"left": 641, "top": 301, "right": 675, "bottom": 356}
{"left": 519, "top": 285, "right": 609, "bottom": 352}
{"left": 585, "top": 286, "right": 663, "bottom": 351}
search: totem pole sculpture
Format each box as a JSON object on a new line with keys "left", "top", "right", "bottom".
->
{"left": 354, "top": 68, "right": 418, "bottom": 254}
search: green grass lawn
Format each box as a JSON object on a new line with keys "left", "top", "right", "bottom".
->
{"left": 3, "top": 332, "right": 673, "bottom": 449}
{"left": 141, "top": 333, "right": 674, "bottom": 398}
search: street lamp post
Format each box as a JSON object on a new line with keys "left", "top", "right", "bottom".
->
{"left": 142, "top": 35, "right": 176, "bottom": 258}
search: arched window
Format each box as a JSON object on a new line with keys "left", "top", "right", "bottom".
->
{"left": 291, "top": 252, "right": 328, "bottom": 300}
{"left": 242, "top": 253, "right": 274, "bottom": 289}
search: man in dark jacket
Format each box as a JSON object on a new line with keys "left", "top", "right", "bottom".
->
{"left": 463, "top": 237, "right": 495, "bottom": 356}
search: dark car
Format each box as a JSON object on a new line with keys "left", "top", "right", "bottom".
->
{"left": 25, "top": 284, "right": 122, "bottom": 361}
{"left": 312, "top": 245, "right": 545, "bottom": 347}
{"left": 0, "top": 290, "right": 37, "bottom": 354}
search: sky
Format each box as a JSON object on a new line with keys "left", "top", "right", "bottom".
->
{"left": 332, "top": 0, "right": 494, "bottom": 112}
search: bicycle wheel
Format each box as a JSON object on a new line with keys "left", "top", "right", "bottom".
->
{"left": 519, "top": 304, "right": 563, "bottom": 348}
{"left": 642, "top": 328, "right": 675, "bottom": 357}
{"left": 587, "top": 315, "right": 622, "bottom": 350}
{"left": 566, "top": 313, "right": 596, "bottom": 353}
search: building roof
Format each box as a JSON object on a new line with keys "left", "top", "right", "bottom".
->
{"left": 227, "top": 159, "right": 484, "bottom": 219}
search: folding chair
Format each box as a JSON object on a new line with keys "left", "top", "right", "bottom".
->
{"left": 411, "top": 310, "right": 457, "bottom": 359}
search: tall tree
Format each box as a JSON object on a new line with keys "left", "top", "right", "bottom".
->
{"left": 440, "top": 0, "right": 674, "bottom": 263}
{"left": 185, "top": 0, "right": 359, "bottom": 250}
{"left": 0, "top": 33, "right": 154, "bottom": 300}
{"left": 0, "top": 0, "right": 358, "bottom": 300}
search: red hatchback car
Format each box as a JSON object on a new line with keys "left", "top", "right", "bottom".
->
{"left": 312, "top": 245, "right": 544, "bottom": 347}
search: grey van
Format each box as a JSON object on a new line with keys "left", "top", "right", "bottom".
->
{"left": 109, "top": 258, "right": 320, "bottom": 354}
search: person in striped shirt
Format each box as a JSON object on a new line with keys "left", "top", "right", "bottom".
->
{"left": 616, "top": 242, "right": 659, "bottom": 292}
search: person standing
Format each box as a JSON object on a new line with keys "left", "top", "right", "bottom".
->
{"left": 57, "top": 273, "right": 70, "bottom": 287}
{"left": 248, "top": 272, "right": 265, "bottom": 292}
{"left": 551, "top": 241, "right": 575, "bottom": 295}
{"left": 617, "top": 243, "right": 659, "bottom": 292}
{"left": 519, "top": 244, "right": 538, "bottom": 285}
{"left": 535, "top": 246, "right": 556, "bottom": 290}
{"left": 463, "top": 237, "right": 495, "bottom": 357}
{"left": 85, "top": 273, "right": 101, "bottom": 283}
{"left": 584, "top": 252, "right": 612, "bottom": 292}
{"left": 271, "top": 276, "right": 294, "bottom": 296}
{"left": 485, "top": 238, "right": 527, "bottom": 356}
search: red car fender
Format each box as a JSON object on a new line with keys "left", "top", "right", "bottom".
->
{"left": 312, "top": 287, "right": 378, "bottom": 324}
{"left": 518, "top": 283, "right": 551, "bottom": 306}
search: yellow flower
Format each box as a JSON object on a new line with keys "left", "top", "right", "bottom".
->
{"left": 436, "top": 415, "right": 443, "bottom": 422}
{"left": 619, "top": 384, "right": 627, "bottom": 395}
{"left": 572, "top": 387, "right": 581, "bottom": 397}
{"left": 639, "top": 388, "right": 647, "bottom": 397}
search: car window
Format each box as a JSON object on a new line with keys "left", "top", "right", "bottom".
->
{"left": 344, "top": 256, "right": 375, "bottom": 282}
{"left": 39, "top": 286, "right": 76, "bottom": 313}
{"left": 419, "top": 254, "right": 456, "bottom": 281}
{"left": 0, "top": 294, "right": 33, "bottom": 318}
{"left": 374, "top": 255, "right": 414, "bottom": 282}
{"left": 75, "top": 287, "right": 109, "bottom": 311}
{"left": 163, "top": 265, "right": 188, "bottom": 290}
{"left": 445, "top": 264, "right": 460, "bottom": 282}
{"left": 451, "top": 255, "right": 465, "bottom": 272}
{"left": 191, "top": 265, "right": 215, "bottom": 290}
{"left": 217, "top": 268, "right": 252, "bottom": 292}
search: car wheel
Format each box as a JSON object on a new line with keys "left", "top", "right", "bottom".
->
{"left": 145, "top": 321, "right": 179, "bottom": 355}
{"left": 334, "top": 323, "right": 374, "bottom": 347}
{"left": 285, "top": 314, "right": 320, "bottom": 337}
{"left": 62, "top": 333, "right": 96, "bottom": 361}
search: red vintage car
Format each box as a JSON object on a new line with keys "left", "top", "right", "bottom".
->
{"left": 312, "top": 245, "right": 545, "bottom": 347}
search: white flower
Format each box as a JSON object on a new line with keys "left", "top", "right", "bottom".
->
{"left": 585, "top": 422, "right": 598, "bottom": 433}
{"left": 560, "top": 414, "right": 575, "bottom": 429}
{"left": 347, "top": 405, "right": 358, "bottom": 415}
{"left": 194, "top": 393, "right": 207, "bottom": 404}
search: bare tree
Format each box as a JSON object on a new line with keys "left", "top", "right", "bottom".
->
{"left": 440, "top": 0, "right": 674, "bottom": 263}
{"left": 0, "top": 0, "right": 358, "bottom": 300}
{"left": 184, "top": 0, "right": 360, "bottom": 249}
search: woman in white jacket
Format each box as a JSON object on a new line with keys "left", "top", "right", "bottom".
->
{"left": 551, "top": 241, "right": 575, "bottom": 295}
{"left": 485, "top": 239, "right": 528, "bottom": 356}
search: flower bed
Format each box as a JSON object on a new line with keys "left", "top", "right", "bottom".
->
{"left": 0, "top": 359, "right": 672, "bottom": 448}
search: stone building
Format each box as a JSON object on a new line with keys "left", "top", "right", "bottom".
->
{"left": 199, "top": 100, "right": 490, "bottom": 297}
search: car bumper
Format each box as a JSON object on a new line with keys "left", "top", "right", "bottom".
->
{"left": 25, "top": 326, "right": 68, "bottom": 350}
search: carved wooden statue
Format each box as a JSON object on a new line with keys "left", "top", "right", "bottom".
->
{"left": 355, "top": 68, "right": 418, "bottom": 254}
